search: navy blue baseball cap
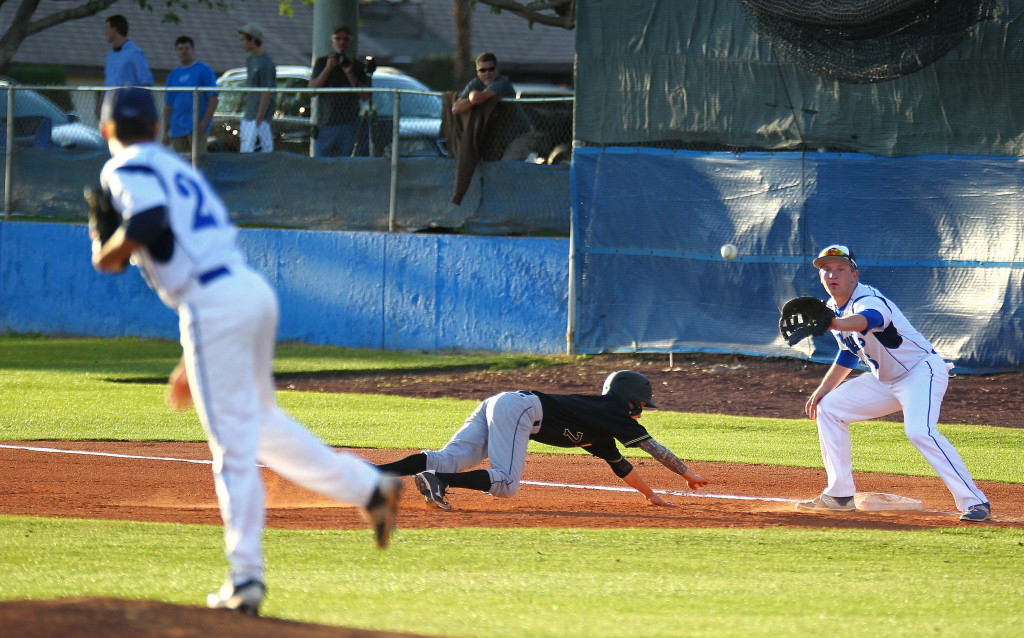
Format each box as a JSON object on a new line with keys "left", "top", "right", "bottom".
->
{"left": 100, "top": 87, "right": 158, "bottom": 125}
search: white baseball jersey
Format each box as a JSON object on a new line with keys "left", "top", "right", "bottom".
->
{"left": 827, "top": 283, "right": 937, "bottom": 382}
{"left": 101, "top": 142, "right": 243, "bottom": 309}
{"left": 816, "top": 282, "right": 987, "bottom": 512}
{"left": 100, "top": 140, "right": 385, "bottom": 588}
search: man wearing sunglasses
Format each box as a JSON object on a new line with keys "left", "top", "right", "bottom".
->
{"left": 798, "top": 244, "right": 991, "bottom": 522}
{"left": 452, "top": 52, "right": 516, "bottom": 116}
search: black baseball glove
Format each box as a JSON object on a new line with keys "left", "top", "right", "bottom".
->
{"left": 84, "top": 185, "right": 120, "bottom": 245}
{"left": 779, "top": 296, "right": 835, "bottom": 346}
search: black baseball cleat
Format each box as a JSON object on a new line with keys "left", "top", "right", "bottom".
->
{"left": 206, "top": 579, "right": 265, "bottom": 617}
{"left": 959, "top": 502, "right": 991, "bottom": 522}
{"left": 414, "top": 471, "right": 452, "bottom": 511}
{"left": 362, "top": 474, "right": 403, "bottom": 548}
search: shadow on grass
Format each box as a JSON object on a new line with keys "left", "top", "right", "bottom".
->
{"left": 102, "top": 362, "right": 562, "bottom": 385}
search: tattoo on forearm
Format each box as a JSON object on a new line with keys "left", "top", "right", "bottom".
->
{"left": 638, "top": 438, "right": 689, "bottom": 476}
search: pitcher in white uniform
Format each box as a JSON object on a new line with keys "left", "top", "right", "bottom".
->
{"left": 90, "top": 87, "right": 402, "bottom": 616}
{"left": 798, "top": 244, "right": 990, "bottom": 522}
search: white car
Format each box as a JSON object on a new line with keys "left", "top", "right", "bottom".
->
{"left": 0, "top": 79, "right": 106, "bottom": 150}
{"left": 208, "top": 65, "right": 443, "bottom": 156}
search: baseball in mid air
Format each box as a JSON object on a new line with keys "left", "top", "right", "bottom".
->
{"left": 720, "top": 244, "right": 739, "bottom": 260}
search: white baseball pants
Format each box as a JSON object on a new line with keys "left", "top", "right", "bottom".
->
{"left": 239, "top": 119, "right": 273, "bottom": 153}
{"left": 179, "top": 265, "right": 381, "bottom": 585}
{"left": 424, "top": 391, "right": 542, "bottom": 497}
{"left": 815, "top": 354, "right": 987, "bottom": 511}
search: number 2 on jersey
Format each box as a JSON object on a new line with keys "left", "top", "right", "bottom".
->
{"left": 174, "top": 172, "right": 217, "bottom": 230}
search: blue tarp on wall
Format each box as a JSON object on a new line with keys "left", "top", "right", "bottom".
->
{"left": 571, "top": 147, "right": 1024, "bottom": 372}
{"left": 0, "top": 222, "right": 569, "bottom": 354}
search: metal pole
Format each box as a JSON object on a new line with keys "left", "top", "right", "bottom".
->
{"left": 4, "top": 87, "right": 14, "bottom": 220}
{"left": 566, "top": 213, "right": 577, "bottom": 355}
{"left": 388, "top": 91, "right": 401, "bottom": 233}
{"left": 191, "top": 88, "right": 200, "bottom": 169}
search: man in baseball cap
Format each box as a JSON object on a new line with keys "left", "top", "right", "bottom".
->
{"left": 236, "top": 21, "right": 276, "bottom": 152}
{"left": 100, "top": 87, "right": 160, "bottom": 153}
{"left": 797, "top": 242, "right": 990, "bottom": 522}
{"left": 237, "top": 21, "right": 263, "bottom": 41}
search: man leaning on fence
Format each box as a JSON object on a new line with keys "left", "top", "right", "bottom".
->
{"left": 309, "top": 25, "right": 371, "bottom": 157}
{"left": 237, "top": 22, "right": 276, "bottom": 153}
{"left": 452, "top": 52, "right": 514, "bottom": 116}
{"left": 163, "top": 36, "right": 219, "bottom": 158}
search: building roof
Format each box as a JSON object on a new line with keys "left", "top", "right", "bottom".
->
{"left": 2, "top": 0, "right": 575, "bottom": 83}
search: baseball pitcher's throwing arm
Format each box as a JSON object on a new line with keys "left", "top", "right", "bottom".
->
{"left": 638, "top": 438, "right": 708, "bottom": 490}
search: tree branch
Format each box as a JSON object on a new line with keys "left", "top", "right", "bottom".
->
{"left": 0, "top": 0, "right": 121, "bottom": 67}
{"left": 22, "top": 0, "right": 121, "bottom": 37}
{"left": 475, "top": 0, "right": 576, "bottom": 29}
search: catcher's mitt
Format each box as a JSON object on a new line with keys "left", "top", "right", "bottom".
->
{"left": 779, "top": 296, "right": 835, "bottom": 346}
{"left": 84, "top": 185, "right": 120, "bottom": 245}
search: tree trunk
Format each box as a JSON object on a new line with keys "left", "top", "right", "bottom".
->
{"left": 453, "top": 0, "right": 473, "bottom": 90}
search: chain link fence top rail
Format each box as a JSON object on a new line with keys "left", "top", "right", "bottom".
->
{"left": 2, "top": 84, "right": 573, "bottom": 235}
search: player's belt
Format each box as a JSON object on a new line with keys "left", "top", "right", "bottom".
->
{"left": 197, "top": 266, "right": 230, "bottom": 286}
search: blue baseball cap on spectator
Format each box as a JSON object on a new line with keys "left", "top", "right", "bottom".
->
{"left": 100, "top": 87, "right": 158, "bottom": 125}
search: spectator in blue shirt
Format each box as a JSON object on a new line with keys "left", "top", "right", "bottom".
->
{"left": 103, "top": 15, "right": 153, "bottom": 87}
{"left": 162, "top": 36, "right": 219, "bottom": 157}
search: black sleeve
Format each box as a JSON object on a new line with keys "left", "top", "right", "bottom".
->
{"left": 312, "top": 56, "right": 326, "bottom": 78}
{"left": 123, "top": 206, "right": 168, "bottom": 245}
{"left": 123, "top": 205, "right": 174, "bottom": 262}
{"left": 605, "top": 455, "right": 633, "bottom": 479}
{"left": 583, "top": 438, "right": 634, "bottom": 479}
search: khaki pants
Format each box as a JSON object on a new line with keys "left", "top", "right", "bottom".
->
{"left": 170, "top": 132, "right": 205, "bottom": 159}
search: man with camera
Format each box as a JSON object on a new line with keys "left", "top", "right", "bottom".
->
{"left": 309, "top": 25, "right": 372, "bottom": 157}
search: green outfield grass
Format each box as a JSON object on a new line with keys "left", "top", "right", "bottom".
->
{"left": 1, "top": 335, "right": 1020, "bottom": 482}
{"left": 1, "top": 334, "right": 1022, "bottom": 636}
{"left": 0, "top": 516, "right": 1021, "bottom": 637}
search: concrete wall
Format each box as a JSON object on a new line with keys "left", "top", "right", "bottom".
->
{"left": 0, "top": 222, "right": 569, "bottom": 354}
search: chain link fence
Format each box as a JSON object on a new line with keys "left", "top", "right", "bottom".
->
{"left": 1, "top": 82, "right": 573, "bottom": 235}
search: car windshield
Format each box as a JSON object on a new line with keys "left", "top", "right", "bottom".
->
{"left": 215, "top": 74, "right": 311, "bottom": 119}
{"left": 214, "top": 70, "right": 441, "bottom": 119}
{"left": 0, "top": 86, "right": 70, "bottom": 125}
{"left": 371, "top": 76, "right": 440, "bottom": 118}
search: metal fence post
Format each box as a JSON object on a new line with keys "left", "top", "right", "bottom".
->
{"left": 566, "top": 216, "right": 577, "bottom": 355}
{"left": 4, "top": 87, "right": 14, "bottom": 219}
{"left": 191, "top": 88, "right": 200, "bottom": 169}
{"left": 388, "top": 91, "right": 401, "bottom": 233}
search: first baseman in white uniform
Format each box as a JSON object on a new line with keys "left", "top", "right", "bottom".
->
{"left": 799, "top": 244, "right": 991, "bottom": 522}
{"left": 90, "top": 87, "right": 402, "bottom": 616}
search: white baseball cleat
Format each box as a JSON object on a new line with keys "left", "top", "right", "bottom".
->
{"left": 206, "top": 579, "right": 265, "bottom": 617}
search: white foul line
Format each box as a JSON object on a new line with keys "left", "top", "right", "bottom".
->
{"left": 521, "top": 480, "right": 800, "bottom": 503}
{"left": 0, "top": 444, "right": 797, "bottom": 505}
{"left": 0, "top": 443, "right": 216, "bottom": 465}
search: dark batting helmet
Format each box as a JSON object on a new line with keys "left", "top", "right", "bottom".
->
{"left": 602, "top": 370, "right": 658, "bottom": 416}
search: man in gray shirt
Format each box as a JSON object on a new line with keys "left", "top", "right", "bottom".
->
{"left": 237, "top": 22, "right": 276, "bottom": 153}
{"left": 452, "top": 52, "right": 515, "bottom": 116}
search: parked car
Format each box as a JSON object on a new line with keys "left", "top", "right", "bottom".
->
{"left": 0, "top": 79, "right": 106, "bottom": 150}
{"left": 207, "top": 65, "right": 443, "bottom": 156}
